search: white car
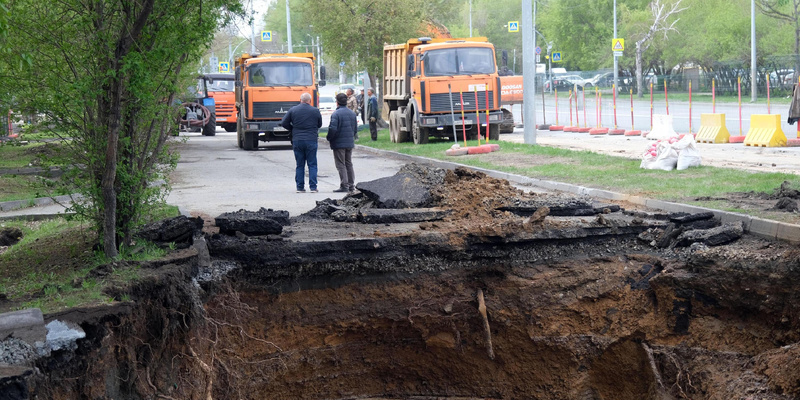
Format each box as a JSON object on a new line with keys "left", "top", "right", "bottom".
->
{"left": 319, "top": 96, "right": 336, "bottom": 115}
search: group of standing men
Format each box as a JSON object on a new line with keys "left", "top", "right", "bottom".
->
{"left": 280, "top": 87, "right": 379, "bottom": 194}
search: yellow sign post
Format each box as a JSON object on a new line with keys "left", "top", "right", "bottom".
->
{"left": 612, "top": 38, "right": 625, "bottom": 52}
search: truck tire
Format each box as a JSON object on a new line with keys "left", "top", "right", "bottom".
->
{"left": 489, "top": 124, "right": 500, "bottom": 141}
{"left": 467, "top": 125, "right": 480, "bottom": 141}
{"left": 389, "top": 111, "right": 399, "bottom": 143}
{"left": 236, "top": 114, "right": 244, "bottom": 148}
{"left": 243, "top": 131, "right": 257, "bottom": 150}
{"left": 202, "top": 113, "right": 216, "bottom": 136}
{"left": 411, "top": 115, "right": 428, "bottom": 144}
{"left": 223, "top": 123, "right": 236, "bottom": 132}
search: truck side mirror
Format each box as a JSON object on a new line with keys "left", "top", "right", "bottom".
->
{"left": 502, "top": 50, "right": 508, "bottom": 67}
{"left": 319, "top": 80, "right": 326, "bottom": 87}
{"left": 320, "top": 65, "right": 326, "bottom": 81}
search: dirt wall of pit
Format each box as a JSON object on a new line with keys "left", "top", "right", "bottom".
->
{"left": 15, "top": 228, "right": 800, "bottom": 400}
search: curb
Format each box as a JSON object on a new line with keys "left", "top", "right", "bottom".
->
{"left": 354, "top": 144, "right": 800, "bottom": 244}
{"left": 0, "top": 194, "right": 82, "bottom": 212}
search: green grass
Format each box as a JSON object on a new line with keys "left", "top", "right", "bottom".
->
{"left": 0, "top": 142, "right": 48, "bottom": 168}
{"left": 358, "top": 130, "right": 800, "bottom": 205}
{"left": 0, "top": 203, "right": 181, "bottom": 313}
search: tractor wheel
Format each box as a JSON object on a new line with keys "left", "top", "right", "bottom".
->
{"left": 202, "top": 113, "right": 216, "bottom": 136}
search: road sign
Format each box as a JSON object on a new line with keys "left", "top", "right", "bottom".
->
{"left": 261, "top": 31, "right": 272, "bottom": 42}
{"left": 552, "top": 52, "right": 562, "bottom": 62}
{"left": 219, "top": 62, "right": 229, "bottom": 73}
{"left": 508, "top": 21, "right": 519, "bottom": 32}
{"left": 612, "top": 38, "right": 624, "bottom": 52}
{"left": 536, "top": 55, "right": 541, "bottom": 63}
{"left": 614, "top": 51, "right": 623, "bottom": 57}
{"left": 535, "top": 46, "right": 541, "bottom": 55}
{"left": 339, "top": 61, "right": 345, "bottom": 67}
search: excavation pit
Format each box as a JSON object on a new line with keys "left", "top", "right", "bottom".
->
{"left": 9, "top": 164, "right": 800, "bottom": 399}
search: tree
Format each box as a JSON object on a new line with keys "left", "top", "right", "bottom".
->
{"left": 5, "top": 0, "right": 243, "bottom": 257}
{"left": 628, "top": 0, "right": 687, "bottom": 97}
{"left": 758, "top": 0, "right": 800, "bottom": 73}
{"left": 296, "top": 0, "right": 428, "bottom": 100}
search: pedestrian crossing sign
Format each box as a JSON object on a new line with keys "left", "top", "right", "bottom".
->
{"left": 219, "top": 62, "right": 229, "bottom": 73}
{"left": 262, "top": 31, "right": 272, "bottom": 42}
{"left": 508, "top": 21, "right": 519, "bottom": 32}
{"left": 552, "top": 52, "right": 562, "bottom": 62}
{"left": 612, "top": 38, "right": 624, "bottom": 51}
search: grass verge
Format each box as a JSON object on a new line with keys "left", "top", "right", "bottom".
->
{"left": 0, "top": 203, "right": 181, "bottom": 313}
{"left": 357, "top": 131, "right": 800, "bottom": 221}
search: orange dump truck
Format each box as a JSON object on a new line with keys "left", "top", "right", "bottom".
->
{"left": 383, "top": 37, "right": 503, "bottom": 144}
{"left": 203, "top": 73, "right": 237, "bottom": 132}
{"left": 234, "top": 53, "right": 326, "bottom": 150}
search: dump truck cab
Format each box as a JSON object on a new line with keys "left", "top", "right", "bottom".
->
{"left": 384, "top": 37, "right": 503, "bottom": 144}
{"left": 234, "top": 53, "right": 325, "bottom": 150}
{"left": 203, "top": 73, "right": 237, "bottom": 132}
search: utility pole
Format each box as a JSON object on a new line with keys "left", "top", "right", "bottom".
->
{"left": 613, "top": 0, "right": 618, "bottom": 95}
{"left": 751, "top": 0, "right": 757, "bottom": 102}
{"left": 469, "top": 0, "right": 473, "bottom": 36}
{"left": 522, "top": 0, "right": 536, "bottom": 144}
{"left": 286, "top": 0, "right": 293, "bottom": 53}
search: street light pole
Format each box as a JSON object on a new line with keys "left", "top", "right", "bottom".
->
{"left": 751, "top": 0, "right": 757, "bottom": 102}
{"left": 613, "top": 0, "right": 618, "bottom": 95}
{"left": 286, "top": 0, "right": 293, "bottom": 53}
{"left": 522, "top": 0, "right": 536, "bottom": 144}
{"left": 469, "top": 0, "right": 473, "bottom": 36}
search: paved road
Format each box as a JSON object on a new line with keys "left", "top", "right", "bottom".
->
{"left": 166, "top": 130, "right": 405, "bottom": 218}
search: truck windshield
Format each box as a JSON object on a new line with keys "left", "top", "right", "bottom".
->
{"left": 423, "top": 47, "right": 495, "bottom": 77}
{"left": 208, "top": 79, "right": 234, "bottom": 92}
{"left": 249, "top": 62, "right": 313, "bottom": 86}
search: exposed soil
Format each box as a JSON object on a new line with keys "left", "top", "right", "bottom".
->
{"left": 9, "top": 164, "right": 800, "bottom": 399}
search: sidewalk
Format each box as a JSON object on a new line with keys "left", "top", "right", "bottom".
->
{"left": 500, "top": 127, "right": 800, "bottom": 175}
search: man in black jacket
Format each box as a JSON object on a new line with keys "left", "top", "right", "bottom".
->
{"left": 367, "top": 88, "right": 379, "bottom": 141}
{"left": 326, "top": 93, "right": 358, "bottom": 193}
{"left": 281, "top": 92, "right": 322, "bottom": 193}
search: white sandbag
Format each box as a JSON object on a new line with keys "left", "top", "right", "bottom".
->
{"left": 646, "top": 114, "right": 678, "bottom": 141}
{"left": 674, "top": 135, "right": 702, "bottom": 170}
{"left": 640, "top": 141, "right": 678, "bottom": 171}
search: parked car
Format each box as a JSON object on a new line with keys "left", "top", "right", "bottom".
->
{"left": 546, "top": 75, "right": 586, "bottom": 91}
{"left": 782, "top": 71, "right": 797, "bottom": 87}
{"left": 319, "top": 96, "right": 336, "bottom": 115}
{"left": 336, "top": 84, "right": 357, "bottom": 96}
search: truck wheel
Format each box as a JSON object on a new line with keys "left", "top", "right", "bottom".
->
{"left": 411, "top": 117, "right": 428, "bottom": 144}
{"left": 489, "top": 124, "right": 500, "bottom": 141}
{"left": 467, "top": 125, "right": 480, "bottom": 141}
{"left": 236, "top": 114, "right": 244, "bottom": 148}
{"left": 223, "top": 123, "right": 236, "bottom": 132}
{"left": 389, "top": 111, "right": 399, "bottom": 143}
{"left": 243, "top": 131, "right": 257, "bottom": 150}
{"left": 202, "top": 113, "right": 216, "bottom": 136}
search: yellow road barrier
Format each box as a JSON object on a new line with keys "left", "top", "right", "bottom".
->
{"left": 695, "top": 113, "right": 730, "bottom": 143}
{"left": 744, "top": 114, "right": 787, "bottom": 147}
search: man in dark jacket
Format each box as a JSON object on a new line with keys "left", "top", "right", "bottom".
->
{"left": 281, "top": 92, "right": 322, "bottom": 193}
{"left": 367, "top": 88, "right": 379, "bottom": 141}
{"left": 326, "top": 93, "right": 358, "bottom": 193}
